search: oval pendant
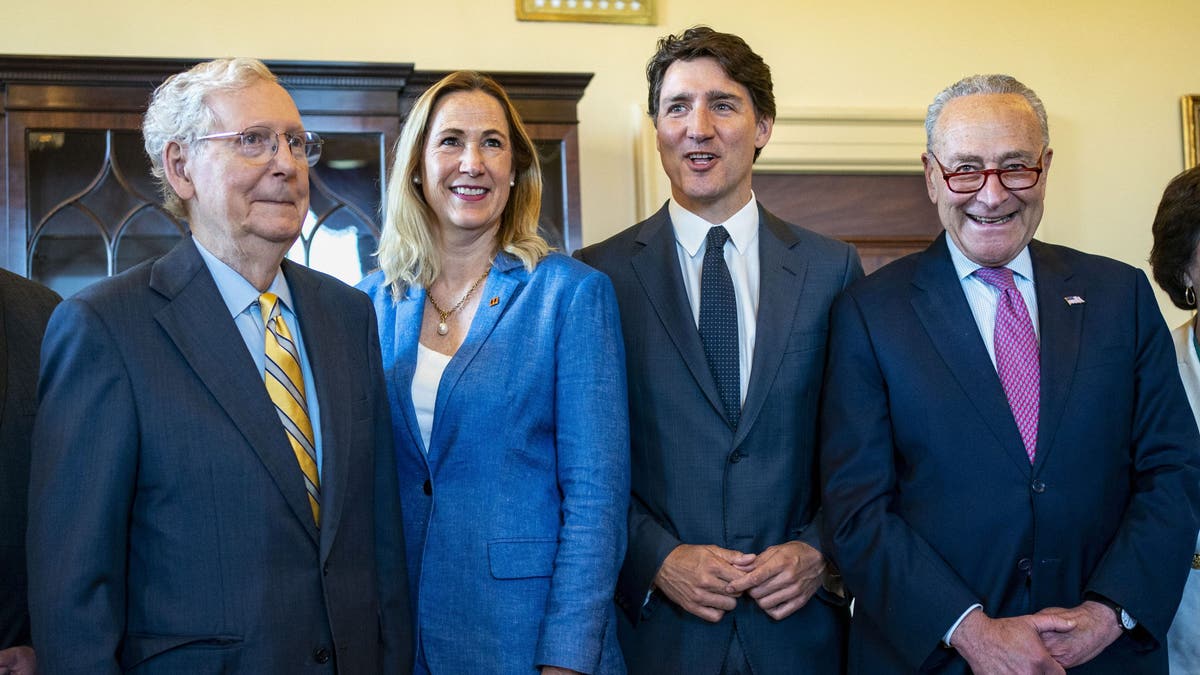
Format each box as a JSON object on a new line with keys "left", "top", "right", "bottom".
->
{"left": 437, "top": 322, "right": 449, "bottom": 336}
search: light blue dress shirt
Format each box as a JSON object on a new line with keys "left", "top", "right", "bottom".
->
{"left": 942, "top": 236, "right": 1044, "bottom": 644}
{"left": 945, "top": 235, "right": 1041, "bottom": 369}
{"left": 193, "top": 238, "right": 324, "bottom": 475}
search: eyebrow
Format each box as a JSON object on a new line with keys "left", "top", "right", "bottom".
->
{"left": 433, "top": 126, "right": 509, "bottom": 138}
{"left": 945, "top": 150, "right": 1039, "bottom": 164}
{"left": 663, "top": 89, "right": 744, "bottom": 105}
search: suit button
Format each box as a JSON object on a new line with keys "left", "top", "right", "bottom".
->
{"left": 1031, "top": 480, "right": 1046, "bottom": 493}
{"left": 729, "top": 451, "right": 743, "bottom": 464}
{"left": 322, "top": 563, "right": 329, "bottom": 577}
{"left": 423, "top": 479, "right": 432, "bottom": 495}
{"left": 313, "top": 647, "right": 331, "bottom": 663}
{"left": 1017, "top": 557, "right": 1032, "bottom": 572}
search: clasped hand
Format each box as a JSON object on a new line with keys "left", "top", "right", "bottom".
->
{"left": 653, "top": 541, "right": 825, "bottom": 622}
{"left": 952, "top": 601, "right": 1121, "bottom": 674}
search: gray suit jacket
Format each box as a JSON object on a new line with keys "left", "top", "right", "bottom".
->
{"left": 0, "top": 269, "right": 59, "bottom": 649}
{"left": 576, "top": 203, "right": 862, "bottom": 675}
{"left": 27, "top": 237, "right": 411, "bottom": 674}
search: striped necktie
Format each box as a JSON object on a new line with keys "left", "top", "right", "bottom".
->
{"left": 259, "top": 292, "right": 321, "bottom": 525}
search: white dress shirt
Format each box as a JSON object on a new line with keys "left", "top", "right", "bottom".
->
{"left": 669, "top": 194, "right": 761, "bottom": 404}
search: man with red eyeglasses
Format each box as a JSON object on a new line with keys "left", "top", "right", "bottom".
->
{"left": 820, "top": 74, "right": 1200, "bottom": 674}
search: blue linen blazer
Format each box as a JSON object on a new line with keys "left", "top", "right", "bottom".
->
{"left": 820, "top": 234, "right": 1200, "bottom": 673}
{"left": 358, "top": 251, "right": 629, "bottom": 675}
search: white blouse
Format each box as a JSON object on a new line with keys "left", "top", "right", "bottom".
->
{"left": 413, "top": 342, "right": 452, "bottom": 452}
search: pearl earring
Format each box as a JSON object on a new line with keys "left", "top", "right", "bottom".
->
{"left": 412, "top": 175, "right": 421, "bottom": 185}
{"left": 510, "top": 179, "right": 516, "bottom": 187}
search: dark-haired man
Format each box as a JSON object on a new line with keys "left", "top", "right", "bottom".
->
{"left": 577, "top": 26, "right": 861, "bottom": 675}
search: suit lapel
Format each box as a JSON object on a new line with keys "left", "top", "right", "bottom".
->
{"left": 431, "top": 255, "right": 522, "bottom": 458}
{"left": 1027, "top": 241, "right": 1083, "bottom": 473}
{"left": 734, "top": 208, "right": 807, "bottom": 447}
{"left": 911, "top": 234, "right": 1032, "bottom": 474}
{"left": 629, "top": 206, "right": 727, "bottom": 422}
{"left": 386, "top": 286, "right": 429, "bottom": 459}
{"left": 150, "top": 239, "right": 320, "bottom": 545}
{"left": 287, "top": 262, "right": 349, "bottom": 559}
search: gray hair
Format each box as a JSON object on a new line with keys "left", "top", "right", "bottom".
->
{"left": 143, "top": 58, "right": 279, "bottom": 218}
{"left": 925, "top": 74, "right": 1049, "bottom": 153}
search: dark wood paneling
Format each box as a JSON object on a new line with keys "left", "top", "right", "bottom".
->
{"left": 752, "top": 172, "right": 943, "bottom": 273}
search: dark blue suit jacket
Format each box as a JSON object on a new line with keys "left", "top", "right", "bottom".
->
{"left": 821, "top": 234, "right": 1200, "bottom": 674}
{"left": 577, "top": 204, "right": 862, "bottom": 675}
{"left": 0, "top": 269, "right": 59, "bottom": 650}
{"left": 28, "top": 237, "right": 411, "bottom": 673}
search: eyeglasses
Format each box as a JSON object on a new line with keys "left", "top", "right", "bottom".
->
{"left": 931, "top": 153, "right": 1044, "bottom": 194}
{"left": 195, "top": 126, "right": 324, "bottom": 167}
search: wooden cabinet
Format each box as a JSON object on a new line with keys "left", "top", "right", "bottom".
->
{"left": 0, "top": 56, "right": 590, "bottom": 296}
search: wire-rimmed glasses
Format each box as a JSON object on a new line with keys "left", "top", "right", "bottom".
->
{"left": 195, "top": 126, "right": 324, "bottom": 167}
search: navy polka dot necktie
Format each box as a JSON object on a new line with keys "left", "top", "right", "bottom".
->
{"left": 699, "top": 225, "right": 740, "bottom": 428}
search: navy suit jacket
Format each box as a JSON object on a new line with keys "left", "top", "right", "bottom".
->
{"left": 821, "top": 234, "right": 1200, "bottom": 674}
{"left": 358, "top": 252, "right": 629, "bottom": 675}
{"left": 28, "top": 237, "right": 412, "bottom": 674}
{"left": 0, "top": 269, "right": 59, "bottom": 649}
{"left": 577, "top": 204, "right": 862, "bottom": 675}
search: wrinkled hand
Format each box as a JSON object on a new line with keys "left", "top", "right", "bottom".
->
{"left": 541, "top": 667, "right": 583, "bottom": 675}
{"left": 724, "top": 540, "right": 824, "bottom": 620}
{"left": 0, "top": 646, "right": 37, "bottom": 675}
{"left": 654, "top": 544, "right": 755, "bottom": 622}
{"left": 951, "top": 608, "right": 1074, "bottom": 674}
{"left": 1036, "top": 601, "right": 1122, "bottom": 669}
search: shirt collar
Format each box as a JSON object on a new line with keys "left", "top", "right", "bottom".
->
{"left": 945, "top": 233, "right": 1035, "bottom": 284}
{"left": 193, "top": 237, "right": 293, "bottom": 318}
{"left": 669, "top": 193, "right": 760, "bottom": 257}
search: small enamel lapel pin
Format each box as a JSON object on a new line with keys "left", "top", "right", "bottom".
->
{"left": 1064, "top": 296, "right": 1085, "bottom": 305}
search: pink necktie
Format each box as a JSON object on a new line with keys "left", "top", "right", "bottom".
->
{"left": 975, "top": 267, "right": 1039, "bottom": 463}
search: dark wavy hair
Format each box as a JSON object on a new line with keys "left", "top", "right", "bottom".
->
{"left": 645, "top": 26, "right": 775, "bottom": 160}
{"left": 1150, "top": 165, "right": 1200, "bottom": 309}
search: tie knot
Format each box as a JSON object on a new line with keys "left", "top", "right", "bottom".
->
{"left": 975, "top": 266, "right": 1017, "bottom": 291}
{"left": 259, "top": 292, "right": 281, "bottom": 324}
{"left": 706, "top": 226, "right": 731, "bottom": 251}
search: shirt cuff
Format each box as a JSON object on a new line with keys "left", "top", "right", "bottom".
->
{"left": 943, "top": 604, "right": 983, "bottom": 646}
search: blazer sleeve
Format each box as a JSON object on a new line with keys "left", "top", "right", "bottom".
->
{"left": 534, "top": 270, "right": 631, "bottom": 673}
{"left": 1083, "top": 271, "right": 1200, "bottom": 647}
{"left": 366, "top": 300, "right": 414, "bottom": 674}
{"left": 27, "top": 299, "right": 134, "bottom": 675}
{"left": 819, "top": 289, "right": 982, "bottom": 669}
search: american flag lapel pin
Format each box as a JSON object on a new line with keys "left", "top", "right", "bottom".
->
{"left": 1064, "top": 295, "right": 1085, "bottom": 306}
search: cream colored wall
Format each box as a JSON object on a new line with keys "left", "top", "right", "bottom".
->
{"left": 8, "top": 0, "right": 1198, "bottom": 321}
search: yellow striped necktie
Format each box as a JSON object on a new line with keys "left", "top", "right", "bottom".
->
{"left": 259, "top": 292, "right": 320, "bottom": 526}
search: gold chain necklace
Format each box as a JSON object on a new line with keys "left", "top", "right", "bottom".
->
{"left": 427, "top": 267, "right": 491, "bottom": 336}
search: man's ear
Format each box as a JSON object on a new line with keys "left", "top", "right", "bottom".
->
{"left": 163, "top": 141, "right": 196, "bottom": 201}
{"left": 921, "top": 153, "right": 938, "bottom": 204}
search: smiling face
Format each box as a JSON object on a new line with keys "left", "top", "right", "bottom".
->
{"left": 421, "top": 90, "right": 515, "bottom": 241}
{"left": 655, "top": 57, "right": 773, "bottom": 224}
{"left": 173, "top": 80, "right": 310, "bottom": 258}
{"left": 923, "top": 93, "right": 1052, "bottom": 267}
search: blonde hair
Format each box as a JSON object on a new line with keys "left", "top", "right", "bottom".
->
{"left": 376, "top": 71, "right": 548, "bottom": 294}
{"left": 143, "top": 58, "right": 279, "bottom": 219}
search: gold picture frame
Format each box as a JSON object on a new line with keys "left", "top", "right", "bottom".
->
{"left": 1184, "top": 94, "right": 1200, "bottom": 169}
{"left": 515, "top": 0, "right": 655, "bottom": 25}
